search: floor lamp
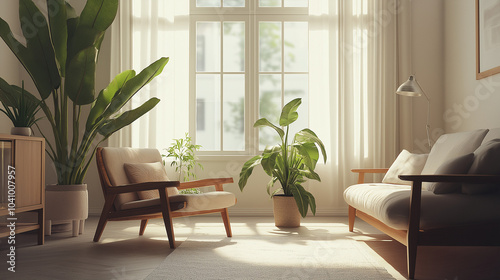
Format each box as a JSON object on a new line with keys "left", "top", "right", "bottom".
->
{"left": 396, "top": 75, "right": 432, "bottom": 150}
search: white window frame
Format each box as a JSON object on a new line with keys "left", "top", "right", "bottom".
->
{"left": 189, "top": 0, "right": 308, "bottom": 157}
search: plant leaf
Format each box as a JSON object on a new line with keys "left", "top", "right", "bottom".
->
{"left": 295, "top": 128, "right": 328, "bottom": 163}
{"left": 86, "top": 70, "right": 136, "bottom": 130}
{"left": 279, "top": 98, "right": 301, "bottom": 126}
{"left": 261, "top": 145, "right": 280, "bottom": 177}
{"left": 238, "top": 155, "right": 262, "bottom": 191}
{"left": 289, "top": 183, "right": 308, "bottom": 218}
{"left": 292, "top": 142, "right": 319, "bottom": 170}
{"left": 47, "top": 0, "right": 68, "bottom": 76}
{"left": 102, "top": 57, "right": 169, "bottom": 118}
{"left": 254, "top": 118, "right": 285, "bottom": 139}
{"left": 65, "top": 47, "right": 97, "bottom": 105}
{"left": 67, "top": 0, "right": 118, "bottom": 63}
{"left": 97, "top": 97, "right": 160, "bottom": 137}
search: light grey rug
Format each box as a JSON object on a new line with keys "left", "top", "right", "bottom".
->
{"left": 145, "top": 222, "right": 396, "bottom": 280}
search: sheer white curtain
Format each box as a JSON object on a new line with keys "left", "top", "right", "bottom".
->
{"left": 108, "top": 0, "right": 190, "bottom": 149}
{"left": 309, "top": 0, "right": 398, "bottom": 212}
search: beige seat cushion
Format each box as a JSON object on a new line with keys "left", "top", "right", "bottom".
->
{"left": 120, "top": 191, "right": 236, "bottom": 212}
{"left": 344, "top": 183, "right": 500, "bottom": 230}
{"left": 124, "top": 162, "right": 179, "bottom": 199}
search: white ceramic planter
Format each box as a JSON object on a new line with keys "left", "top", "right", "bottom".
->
{"left": 272, "top": 195, "right": 301, "bottom": 227}
{"left": 45, "top": 184, "right": 89, "bottom": 237}
{"left": 11, "top": 127, "right": 31, "bottom": 136}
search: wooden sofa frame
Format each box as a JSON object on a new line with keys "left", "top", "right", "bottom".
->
{"left": 94, "top": 147, "right": 234, "bottom": 248}
{"left": 349, "top": 168, "right": 500, "bottom": 279}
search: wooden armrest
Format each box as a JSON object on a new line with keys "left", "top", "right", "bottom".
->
{"left": 351, "top": 168, "right": 389, "bottom": 174}
{"left": 351, "top": 168, "right": 389, "bottom": 184}
{"left": 178, "top": 178, "right": 234, "bottom": 190}
{"left": 107, "top": 181, "right": 180, "bottom": 194}
{"left": 399, "top": 174, "right": 500, "bottom": 184}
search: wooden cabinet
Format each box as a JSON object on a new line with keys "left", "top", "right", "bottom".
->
{"left": 0, "top": 134, "right": 45, "bottom": 245}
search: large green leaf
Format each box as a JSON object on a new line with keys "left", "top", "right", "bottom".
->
{"left": 47, "top": 0, "right": 68, "bottom": 76}
{"left": 67, "top": 0, "right": 118, "bottom": 64}
{"left": 279, "top": 98, "right": 301, "bottom": 126}
{"left": 65, "top": 47, "right": 97, "bottom": 105}
{"left": 0, "top": 78, "right": 19, "bottom": 107}
{"left": 290, "top": 184, "right": 308, "bottom": 218}
{"left": 0, "top": 3, "right": 58, "bottom": 99}
{"left": 261, "top": 145, "right": 281, "bottom": 177}
{"left": 86, "top": 70, "right": 136, "bottom": 131}
{"left": 254, "top": 118, "right": 285, "bottom": 139}
{"left": 295, "top": 129, "right": 327, "bottom": 163}
{"left": 19, "top": 0, "right": 60, "bottom": 91}
{"left": 292, "top": 142, "right": 319, "bottom": 170}
{"left": 97, "top": 97, "right": 160, "bottom": 138}
{"left": 103, "top": 57, "right": 169, "bottom": 118}
{"left": 238, "top": 155, "right": 262, "bottom": 191}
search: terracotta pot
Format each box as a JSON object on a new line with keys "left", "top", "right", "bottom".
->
{"left": 273, "top": 195, "right": 301, "bottom": 227}
{"left": 45, "top": 184, "right": 88, "bottom": 237}
{"left": 11, "top": 127, "right": 31, "bottom": 136}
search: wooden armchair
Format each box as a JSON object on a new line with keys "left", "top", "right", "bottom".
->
{"left": 349, "top": 169, "right": 500, "bottom": 279}
{"left": 94, "top": 147, "right": 236, "bottom": 248}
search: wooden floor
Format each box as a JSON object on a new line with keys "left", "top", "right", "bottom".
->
{"left": 0, "top": 216, "right": 499, "bottom": 280}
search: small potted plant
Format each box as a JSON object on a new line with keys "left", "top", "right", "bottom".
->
{"left": 162, "top": 133, "right": 204, "bottom": 194}
{"left": 0, "top": 80, "right": 42, "bottom": 136}
{"left": 239, "top": 98, "right": 327, "bottom": 227}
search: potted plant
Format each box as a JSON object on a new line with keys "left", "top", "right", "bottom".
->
{"left": 239, "top": 98, "right": 327, "bottom": 227}
{"left": 162, "top": 133, "right": 203, "bottom": 194}
{"left": 0, "top": 0, "right": 167, "bottom": 235}
{"left": 0, "top": 81, "right": 42, "bottom": 136}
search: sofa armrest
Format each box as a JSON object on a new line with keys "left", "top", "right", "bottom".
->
{"left": 399, "top": 174, "right": 500, "bottom": 184}
{"left": 351, "top": 168, "right": 389, "bottom": 184}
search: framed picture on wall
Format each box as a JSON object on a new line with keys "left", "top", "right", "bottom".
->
{"left": 476, "top": 0, "right": 500, "bottom": 79}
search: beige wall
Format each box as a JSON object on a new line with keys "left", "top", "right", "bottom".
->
{"left": 444, "top": 0, "right": 500, "bottom": 132}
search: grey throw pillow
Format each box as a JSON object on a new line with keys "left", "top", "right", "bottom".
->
{"left": 462, "top": 139, "right": 500, "bottom": 195}
{"left": 426, "top": 153, "right": 474, "bottom": 194}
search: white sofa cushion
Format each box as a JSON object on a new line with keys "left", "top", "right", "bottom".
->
{"left": 382, "top": 150, "right": 428, "bottom": 185}
{"left": 428, "top": 153, "right": 474, "bottom": 194}
{"left": 481, "top": 127, "right": 500, "bottom": 145}
{"left": 344, "top": 183, "right": 500, "bottom": 230}
{"left": 463, "top": 139, "right": 500, "bottom": 195}
{"left": 124, "top": 162, "right": 179, "bottom": 200}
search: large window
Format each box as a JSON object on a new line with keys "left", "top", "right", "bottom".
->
{"left": 190, "top": 0, "right": 309, "bottom": 154}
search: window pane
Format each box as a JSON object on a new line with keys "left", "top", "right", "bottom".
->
{"left": 284, "top": 0, "right": 308, "bottom": 7}
{"left": 259, "top": 0, "right": 281, "bottom": 7}
{"left": 284, "top": 74, "right": 308, "bottom": 137}
{"left": 197, "top": 0, "right": 221, "bottom": 7}
{"left": 259, "top": 74, "right": 282, "bottom": 150}
{"left": 259, "top": 22, "right": 282, "bottom": 72}
{"left": 223, "top": 74, "right": 245, "bottom": 151}
{"left": 223, "top": 0, "right": 245, "bottom": 7}
{"left": 284, "top": 22, "right": 308, "bottom": 72}
{"left": 223, "top": 22, "right": 245, "bottom": 72}
{"left": 197, "top": 22, "right": 221, "bottom": 72}
{"left": 196, "top": 74, "right": 221, "bottom": 151}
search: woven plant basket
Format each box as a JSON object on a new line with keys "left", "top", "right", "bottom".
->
{"left": 273, "top": 195, "right": 301, "bottom": 227}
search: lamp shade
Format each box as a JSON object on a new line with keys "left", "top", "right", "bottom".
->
{"left": 396, "top": 75, "right": 423, "bottom": 97}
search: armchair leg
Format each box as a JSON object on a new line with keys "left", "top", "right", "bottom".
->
{"left": 348, "top": 206, "right": 356, "bottom": 232}
{"left": 407, "top": 240, "right": 417, "bottom": 279}
{"left": 159, "top": 191, "right": 176, "bottom": 249}
{"left": 94, "top": 195, "right": 115, "bottom": 242}
{"left": 221, "top": 208, "right": 232, "bottom": 237}
{"left": 139, "top": 219, "right": 148, "bottom": 236}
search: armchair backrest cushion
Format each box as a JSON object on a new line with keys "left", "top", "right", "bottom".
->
{"left": 101, "top": 147, "right": 176, "bottom": 208}
{"left": 124, "top": 162, "right": 179, "bottom": 199}
{"left": 482, "top": 127, "right": 500, "bottom": 145}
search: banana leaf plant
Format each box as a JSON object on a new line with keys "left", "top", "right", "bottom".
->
{"left": 0, "top": 0, "right": 167, "bottom": 185}
{"left": 0, "top": 80, "right": 42, "bottom": 128}
{"left": 238, "top": 98, "right": 327, "bottom": 218}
